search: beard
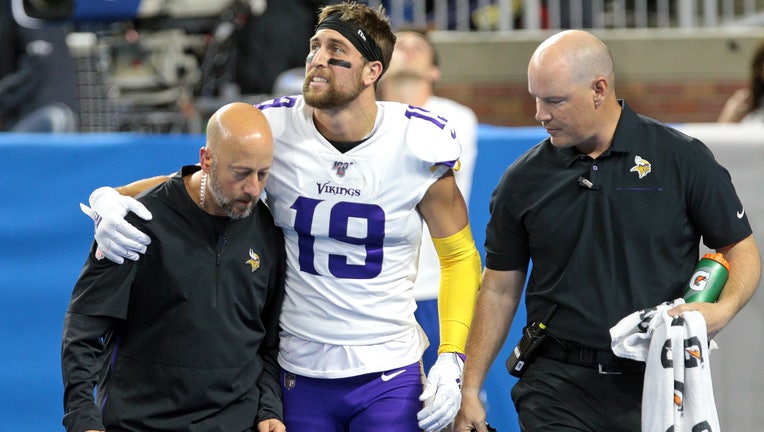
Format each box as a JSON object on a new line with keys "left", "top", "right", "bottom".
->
{"left": 302, "top": 73, "right": 365, "bottom": 110}
{"left": 207, "top": 159, "right": 256, "bottom": 219}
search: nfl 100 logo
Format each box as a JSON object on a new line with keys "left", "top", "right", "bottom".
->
{"left": 332, "top": 161, "right": 352, "bottom": 177}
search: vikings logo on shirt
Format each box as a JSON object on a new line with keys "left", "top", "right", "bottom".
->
{"left": 246, "top": 249, "right": 260, "bottom": 272}
{"left": 630, "top": 155, "right": 652, "bottom": 179}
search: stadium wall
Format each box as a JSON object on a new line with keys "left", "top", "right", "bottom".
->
{"left": 431, "top": 27, "right": 764, "bottom": 126}
{"left": 1, "top": 124, "right": 762, "bottom": 430}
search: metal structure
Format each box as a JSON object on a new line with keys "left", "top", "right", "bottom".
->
{"left": 367, "top": 0, "right": 764, "bottom": 30}
{"left": 12, "top": 0, "right": 764, "bottom": 132}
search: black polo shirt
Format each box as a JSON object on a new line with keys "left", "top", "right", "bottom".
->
{"left": 485, "top": 101, "right": 752, "bottom": 350}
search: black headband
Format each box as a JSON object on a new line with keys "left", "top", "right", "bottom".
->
{"left": 316, "top": 13, "right": 384, "bottom": 67}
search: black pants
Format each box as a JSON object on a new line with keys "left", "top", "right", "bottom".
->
{"left": 511, "top": 356, "right": 644, "bottom": 431}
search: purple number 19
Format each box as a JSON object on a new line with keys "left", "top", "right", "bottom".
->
{"left": 291, "top": 197, "right": 385, "bottom": 279}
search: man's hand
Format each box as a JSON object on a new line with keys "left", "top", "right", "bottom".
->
{"left": 668, "top": 301, "right": 734, "bottom": 340}
{"left": 417, "top": 352, "right": 464, "bottom": 431}
{"left": 453, "top": 387, "right": 488, "bottom": 431}
{"left": 257, "top": 418, "right": 286, "bottom": 432}
{"left": 81, "top": 186, "right": 152, "bottom": 264}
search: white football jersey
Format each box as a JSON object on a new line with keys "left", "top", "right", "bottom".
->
{"left": 257, "top": 96, "right": 461, "bottom": 370}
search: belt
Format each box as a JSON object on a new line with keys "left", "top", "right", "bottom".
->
{"left": 537, "top": 338, "right": 646, "bottom": 375}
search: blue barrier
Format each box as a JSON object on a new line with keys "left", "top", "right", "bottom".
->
{"left": 0, "top": 126, "right": 543, "bottom": 431}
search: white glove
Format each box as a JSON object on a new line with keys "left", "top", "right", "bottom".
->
{"left": 417, "top": 352, "right": 465, "bottom": 432}
{"left": 80, "top": 186, "right": 153, "bottom": 264}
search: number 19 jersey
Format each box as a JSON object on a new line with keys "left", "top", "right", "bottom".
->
{"left": 257, "top": 96, "right": 462, "bottom": 376}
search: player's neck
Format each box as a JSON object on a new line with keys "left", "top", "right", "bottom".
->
{"left": 313, "top": 95, "right": 378, "bottom": 143}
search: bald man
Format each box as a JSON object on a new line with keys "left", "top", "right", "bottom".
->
{"left": 61, "top": 103, "right": 287, "bottom": 432}
{"left": 455, "top": 30, "right": 760, "bottom": 431}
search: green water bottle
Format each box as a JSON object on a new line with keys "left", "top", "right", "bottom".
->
{"left": 683, "top": 253, "right": 730, "bottom": 303}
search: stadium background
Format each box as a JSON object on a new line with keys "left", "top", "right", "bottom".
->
{"left": 2, "top": 0, "right": 764, "bottom": 430}
{"left": 2, "top": 124, "right": 763, "bottom": 431}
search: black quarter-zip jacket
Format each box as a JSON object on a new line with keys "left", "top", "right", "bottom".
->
{"left": 62, "top": 165, "right": 286, "bottom": 432}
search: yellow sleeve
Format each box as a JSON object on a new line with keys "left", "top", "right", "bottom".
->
{"left": 432, "top": 224, "right": 482, "bottom": 354}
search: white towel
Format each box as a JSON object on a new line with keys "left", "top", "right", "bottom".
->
{"left": 610, "top": 299, "right": 720, "bottom": 432}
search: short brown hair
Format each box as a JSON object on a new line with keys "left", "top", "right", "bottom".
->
{"left": 317, "top": 2, "right": 396, "bottom": 75}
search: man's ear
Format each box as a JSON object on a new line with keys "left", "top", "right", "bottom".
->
{"left": 200, "top": 147, "right": 212, "bottom": 172}
{"left": 366, "top": 61, "right": 384, "bottom": 85}
{"left": 592, "top": 77, "right": 608, "bottom": 107}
